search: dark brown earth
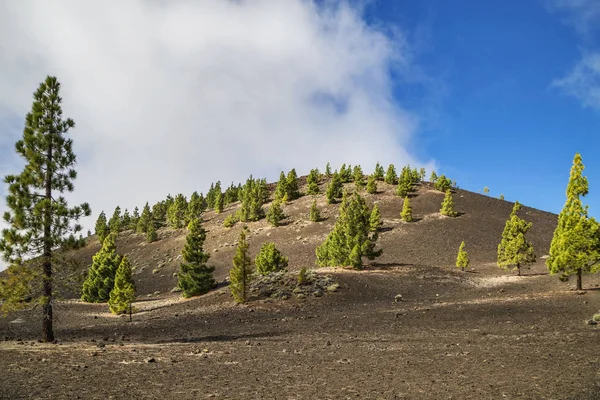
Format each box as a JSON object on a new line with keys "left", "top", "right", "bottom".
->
{"left": 1, "top": 179, "right": 599, "bottom": 399}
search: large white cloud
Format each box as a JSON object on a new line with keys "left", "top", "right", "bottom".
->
{"left": 0, "top": 0, "right": 433, "bottom": 265}
{"left": 553, "top": 52, "right": 600, "bottom": 110}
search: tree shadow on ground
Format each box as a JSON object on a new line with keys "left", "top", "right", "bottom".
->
{"left": 365, "top": 262, "right": 414, "bottom": 270}
{"left": 157, "top": 330, "right": 289, "bottom": 344}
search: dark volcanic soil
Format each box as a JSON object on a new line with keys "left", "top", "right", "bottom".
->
{"left": 1, "top": 180, "right": 599, "bottom": 399}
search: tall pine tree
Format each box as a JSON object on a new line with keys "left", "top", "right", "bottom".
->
{"left": 497, "top": 201, "right": 536, "bottom": 276}
{"left": 547, "top": 154, "right": 599, "bottom": 289}
{"left": 230, "top": 228, "right": 253, "bottom": 303}
{"left": 0, "top": 76, "right": 91, "bottom": 342}
{"left": 177, "top": 218, "right": 215, "bottom": 297}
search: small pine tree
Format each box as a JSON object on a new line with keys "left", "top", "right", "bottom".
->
{"left": 440, "top": 190, "right": 458, "bottom": 217}
{"left": 419, "top": 168, "right": 426, "bottom": 181}
{"left": 385, "top": 164, "right": 397, "bottom": 185}
{"left": 374, "top": 162, "right": 385, "bottom": 181}
{"left": 456, "top": 241, "right": 469, "bottom": 271}
{"left": 137, "top": 203, "right": 152, "bottom": 234}
{"left": 366, "top": 175, "right": 377, "bottom": 194}
{"left": 223, "top": 214, "right": 237, "bottom": 228}
{"left": 121, "top": 209, "right": 131, "bottom": 231}
{"left": 483, "top": 187, "right": 490, "bottom": 195}
{"left": 326, "top": 172, "right": 343, "bottom": 204}
{"left": 230, "top": 228, "right": 253, "bottom": 303}
{"left": 430, "top": 170, "right": 438, "bottom": 183}
{"left": 81, "top": 233, "right": 122, "bottom": 303}
{"left": 400, "top": 197, "right": 413, "bottom": 222}
{"left": 108, "top": 255, "right": 136, "bottom": 314}
{"left": 266, "top": 199, "right": 285, "bottom": 227}
{"left": 255, "top": 242, "right": 289, "bottom": 275}
{"left": 307, "top": 181, "right": 320, "bottom": 195}
{"left": 275, "top": 171, "right": 288, "bottom": 202}
{"left": 310, "top": 199, "right": 321, "bottom": 222}
{"left": 178, "top": 218, "right": 215, "bottom": 297}
{"left": 500, "top": 194, "right": 505, "bottom": 200}
{"left": 146, "top": 224, "right": 157, "bottom": 243}
{"left": 497, "top": 201, "right": 536, "bottom": 276}
{"left": 353, "top": 165, "right": 365, "bottom": 188}
{"left": 369, "top": 203, "right": 382, "bottom": 232}
{"left": 109, "top": 206, "right": 121, "bottom": 234}
{"left": 396, "top": 181, "right": 411, "bottom": 198}
{"left": 435, "top": 175, "right": 452, "bottom": 192}
{"left": 286, "top": 168, "right": 300, "bottom": 200}
{"left": 151, "top": 201, "right": 168, "bottom": 228}
{"left": 95, "top": 211, "right": 109, "bottom": 243}
{"left": 215, "top": 191, "right": 224, "bottom": 214}
{"left": 187, "top": 191, "right": 206, "bottom": 222}
{"left": 131, "top": 207, "right": 140, "bottom": 229}
{"left": 325, "top": 162, "right": 332, "bottom": 177}
{"left": 167, "top": 194, "right": 188, "bottom": 228}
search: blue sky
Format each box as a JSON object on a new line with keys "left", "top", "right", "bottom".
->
{"left": 363, "top": 0, "right": 600, "bottom": 217}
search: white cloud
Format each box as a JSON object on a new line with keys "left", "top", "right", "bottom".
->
{"left": 552, "top": 52, "right": 600, "bottom": 110}
{"left": 547, "top": 0, "right": 600, "bottom": 35}
{"left": 0, "top": 0, "right": 434, "bottom": 267}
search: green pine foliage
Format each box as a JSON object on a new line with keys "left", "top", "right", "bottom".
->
{"left": 266, "top": 199, "right": 285, "bottom": 227}
{"left": 187, "top": 191, "right": 206, "bottom": 223}
{"left": 326, "top": 172, "right": 343, "bottom": 204}
{"left": 440, "top": 190, "right": 459, "bottom": 217}
{"left": 108, "top": 255, "right": 136, "bottom": 314}
{"left": 229, "top": 228, "right": 253, "bottom": 303}
{"left": 206, "top": 181, "right": 222, "bottom": 210}
{"left": 286, "top": 168, "right": 300, "bottom": 200}
{"left": 275, "top": 171, "right": 288, "bottom": 202}
{"left": 483, "top": 187, "right": 490, "bottom": 195}
{"left": 146, "top": 223, "right": 157, "bottom": 243}
{"left": 366, "top": 175, "right": 377, "bottom": 194}
{"left": 500, "top": 194, "right": 505, "bottom": 200}
{"left": 316, "top": 192, "right": 382, "bottom": 269}
{"left": 400, "top": 197, "right": 413, "bottom": 222}
{"left": 0, "top": 77, "right": 91, "bottom": 342}
{"left": 547, "top": 154, "right": 600, "bottom": 289}
{"left": 131, "top": 207, "right": 140, "bottom": 230}
{"left": 419, "top": 168, "right": 426, "bottom": 181}
{"left": 307, "top": 169, "right": 320, "bottom": 195}
{"left": 325, "top": 162, "right": 332, "bottom": 177}
{"left": 238, "top": 175, "right": 266, "bottom": 222}
{"left": 151, "top": 201, "right": 167, "bottom": 227}
{"left": 374, "top": 162, "right": 385, "bottom": 180}
{"left": 215, "top": 191, "right": 224, "bottom": 214}
{"left": 81, "top": 233, "right": 122, "bottom": 303}
{"left": 310, "top": 199, "right": 321, "bottom": 222}
{"left": 353, "top": 165, "right": 365, "bottom": 189}
{"left": 223, "top": 214, "right": 237, "bottom": 228}
{"left": 430, "top": 171, "right": 438, "bottom": 183}
{"left": 95, "top": 211, "right": 109, "bottom": 243}
{"left": 385, "top": 164, "right": 397, "bottom": 185}
{"left": 177, "top": 218, "right": 215, "bottom": 298}
{"left": 435, "top": 175, "right": 452, "bottom": 192}
{"left": 137, "top": 203, "right": 152, "bottom": 234}
{"left": 339, "top": 163, "right": 353, "bottom": 183}
{"left": 456, "top": 241, "right": 470, "bottom": 271}
{"left": 167, "top": 194, "right": 188, "bottom": 228}
{"left": 396, "top": 181, "right": 411, "bottom": 198}
{"left": 497, "top": 201, "right": 536, "bottom": 276}
{"left": 109, "top": 206, "right": 121, "bottom": 234}
{"left": 255, "top": 242, "right": 289, "bottom": 275}
{"left": 369, "top": 203, "right": 382, "bottom": 232}
{"left": 121, "top": 209, "right": 131, "bottom": 231}
{"left": 224, "top": 182, "right": 240, "bottom": 205}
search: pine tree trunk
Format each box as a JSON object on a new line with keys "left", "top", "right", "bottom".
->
{"left": 42, "top": 139, "right": 54, "bottom": 343}
{"left": 576, "top": 269, "right": 582, "bottom": 291}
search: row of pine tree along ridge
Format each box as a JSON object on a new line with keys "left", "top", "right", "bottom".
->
{"left": 1, "top": 76, "right": 599, "bottom": 342}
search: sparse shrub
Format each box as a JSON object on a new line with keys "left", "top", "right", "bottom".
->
{"left": 230, "top": 228, "right": 253, "bottom": 303}
{"left": 400, "top": 197, "right": 413, "bottom": 222}
{"left": 369, "top": 203, "right": 382, "bottom": 232}
{"left": 593, "top": 313, "right": 600, "bottom": 322}
{"left": 440, "top": 190, "right": 458, "bottom": 217}
{"left": 310, "top": 200, "right": 321, "bottom": 222}
{"left": 385, "top": 164, "right": 397, "bottom": 185}
{"left": 456, "top": 241, "right": 469, "bottom": 271}
{"left": 297, "top": 267, "right": 309, "bottom": 285}
{"left": 224, "top": 214, "right": 237, "bottom": 228}
{"left": 108, "top": 255, "right": 136, "bottom": 314}
{"left": 255, "top": 242, "right": 289, "bottom": 276}
{"left": 366, "top": 175, "right": 377, "bottom": 194}
{"left": 178, "top": 218, "right": 215, "bottom": 298}
{"left": 266, "top": 199, "right": 285, "bottom": 227}
{"left": 497, "top": 201, "right": 536, "bottom": 276}
{"left": 81, "top": 233, "right": 122, "bottom": 303}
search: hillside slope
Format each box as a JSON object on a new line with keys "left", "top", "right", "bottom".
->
{"left": 67, "top": 179, "right": 558, "bottom": 297}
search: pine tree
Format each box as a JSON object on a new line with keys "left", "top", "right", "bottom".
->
{"left": 81, "top": 233, "right": 122, "bottom": 303}
{"left": 307, "top": 168, "right": 320, "bottom": 195}
{"left": 146, "top": 223, "right": 157, "bottom": 243}
{"left": 396, "top": 181, "right": 411, "bottom": 198}
{"left": 483, "top": 187, "right": 490, "bottom": 195}
{"left": 366, "top": 175, "right": 377, "bottom": 194}
{"left": 275, "top": 171, "right": 288, "bottom": 202}
{"left": 430, "top": 170, "right": 438, "bottom": 183}
{"left": 316, "top": 192, "right": 382, "bottom": 269}
{"left": 255, "top": 242, "right": 289, "bottom": 275}
{"left": 266, "top": 200, "right": 285, "bottom": 227}
{"left": 224, "top": 182, "right": 240, "bottom": 205}
{"left": 187, "top": 191, "right": 206, "bottom": 223}
{"left": 435, "top": 175, "right": 452, "bottom": 192}
{"left": 497, "top": 201, "right": 536, "bottom": 276}
{"left": 238, "top": 175, "right": 266, "bottom": 222}
{"left": 419, "top": 168, "right": 426, "bottom": 181}
{"left": 109, "top": 206, "right": 121, "bottom": 234}
{"left": 374, "top": 162, "right": 385, "bottom": 181}
{"left": 121, "top": 209, "right": 131, "bottom": 231}
{"left": 151, "top": 201, "right": 167, "bottom": 227}
{"left": 401, "top": 197, "right": 413, "bottom": 222}
{"left": 369, "top": 203, "right": 382, "bottom": 232}
{"left": 95, "top": 211, "right": 109, "bottom": 243}
{"left": 131, "top": 207, "right": 140, "bottom": 230}
{"left": 0, "top": 77, "right": 91, "bottom": 342}
{"left": 440, "top": 190, "right": 459, "bottom": 217}
{"left": 353, "top": 165, "right": 365, "bottom": 190}
{"left": 206, "top": 181, "right": 222, "bottom": 210}
{"left": 326, "top": 172, "right": 343, "bottom": 204}
{"left": 167, "top": 194, "right": 188, "bottom": 228}
{"left": 178, "top": 218, "right": 215, "bottom": 297}
{"left": 500, "top": 194, "right": 505, "bottom": 201}
{"left": 229, "top": 228, "right": 253, "bottom": 303}
{"left": 223, "top": 214, "right": 237, "bottom": 228}
{"left": 456, "top": 241, "right": 469, "bottom": 271}
{"left": 215, "top": 191, "right": 224, "bottom": 214}
{"left": 325, "top": 162, "right": 332, "bottom": 177}
{"left": 385, "top": 164, "right": 397, "bottom": 185}
{"left": 339, "top": 163, "right": 353, "bottom": 183}
{"left": 310, "top": 199, "right": 321, "bottom": 222}
{"left": 108, "top": 255, "right": 136, "bottom": 314}
{"left": 137, "top": 203, "right": 152, "bottom": 234}
{"left": 547, "top": 154, "right": 600, "bottom": 289}
{"left": 286, "top": 168, "right": 300, "bottom": 200}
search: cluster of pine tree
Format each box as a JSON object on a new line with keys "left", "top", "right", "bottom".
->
{"left": 306, "top": 168, "right": 321, "bottom": 195}
{"left": 275, "top": 169, "right": 300, "bottom": 202}
{"left": 237, "top": 176, "right": 268, "bottom": 222}
{"left": 396, "top": 165, "right": 421, "bottom": 197}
